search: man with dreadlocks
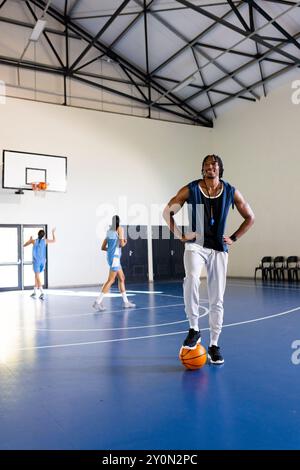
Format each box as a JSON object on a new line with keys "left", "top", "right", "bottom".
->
{"left": 163, "top": 155, "right": 254, "bottom": 364}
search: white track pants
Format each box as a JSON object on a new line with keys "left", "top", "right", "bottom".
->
{"left": 183, "top": 243, "right": 228, "bottom": 346}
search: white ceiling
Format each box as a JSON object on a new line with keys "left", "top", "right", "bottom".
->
{"left": 0, "top": 0, "right": 299, "bottom": 125}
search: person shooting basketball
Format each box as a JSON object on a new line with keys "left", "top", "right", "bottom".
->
{"left": 23, "top": 228, "right": 56, "bottom": 299}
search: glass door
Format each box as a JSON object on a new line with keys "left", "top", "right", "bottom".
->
{"left": 0, "top": 224, "right": 48, "bottom": 291}
{"left": 0, "top": 225, "right": 21, "bottom": 291}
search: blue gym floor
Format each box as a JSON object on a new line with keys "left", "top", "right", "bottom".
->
{"left": 0, "top": 278, "right": 300, "bottom": 450}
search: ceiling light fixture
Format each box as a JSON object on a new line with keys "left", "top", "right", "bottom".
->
{"left": 29, "top": 19, "right": 47, "bottom": 42}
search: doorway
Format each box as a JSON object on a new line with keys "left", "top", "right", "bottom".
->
{"left": 121, "top": 225, "right": 148, "bottom": 282}
{"left": 0, "top": 224, "right": 48, "bottom": 291}
{"left": 152, "top": 226, "right": 186, "bottom": 280}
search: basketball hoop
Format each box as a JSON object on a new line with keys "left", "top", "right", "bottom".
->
{"left": 31, "top": 182, "right": 48, "bottom": 197}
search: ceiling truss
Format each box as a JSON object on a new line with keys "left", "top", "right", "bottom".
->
{"left": 0, "top": 0, "right": 299, "bottom": 126}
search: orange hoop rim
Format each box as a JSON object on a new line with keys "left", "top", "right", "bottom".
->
{"left": 31, "top": 182, "right": 48, "bottom": 191}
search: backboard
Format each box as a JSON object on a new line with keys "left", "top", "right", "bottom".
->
{"left": 2, "top": 150, "right": 67, "bottom": 192}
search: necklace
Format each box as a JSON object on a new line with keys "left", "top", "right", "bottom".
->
{"left": 203, "top": 179, "right": 220, "bottom": 226}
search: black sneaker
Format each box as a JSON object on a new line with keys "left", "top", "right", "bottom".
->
{"left": 182, "top": 328, "right": 201, "bottom": 349}
{"left": 208, "top": 345, "right": 224, "bottom": 364}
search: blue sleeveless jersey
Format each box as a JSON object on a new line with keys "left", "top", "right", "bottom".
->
{"left": 32, "top": 238, "right": 46, "bottom": 263}
{"left": 106, "top": 229, "right": 121, "bottom": 267}
{"left": 187, "top": 179, "right": 235, "bottom": 252}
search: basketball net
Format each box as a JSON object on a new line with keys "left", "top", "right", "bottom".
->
{"left": 31, "top": 182, "right": 48, "bottom": 198}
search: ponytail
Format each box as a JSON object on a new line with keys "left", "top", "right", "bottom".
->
{"left": 111, "top": 215, "right": 120, "bottom": 231}
{"left": 38, "top": 229, "right": 45, "bottom": 242}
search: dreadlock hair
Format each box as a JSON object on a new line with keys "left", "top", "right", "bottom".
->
{"left": 201, "top": 154, "right": 224, "bottom": 178}
{"left": 111, "top": 215, "right": 120, "bottom": 231}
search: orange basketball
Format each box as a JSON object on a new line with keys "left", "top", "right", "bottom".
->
{"left": 179, "top": 343, "right": 207, "bottom": 370}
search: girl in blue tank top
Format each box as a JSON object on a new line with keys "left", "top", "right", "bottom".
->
{"left": 93, "top": 215, "right": 136, "bottom": 311}
{"left": 23, "top": 228, "right": 56, "bottom": 299}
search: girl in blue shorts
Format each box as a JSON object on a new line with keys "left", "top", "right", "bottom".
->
{"left": 23, "top": 228, "right": 56, "bottom": 299}
{"left": 93, "top": 216, "right": 135, "bottom": 311}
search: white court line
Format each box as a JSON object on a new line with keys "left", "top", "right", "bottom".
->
{"left": 17, "top": 305, "right": 300, "bottom": 351}
{"left": 36, "top": 289, "right": 163, "bottom": 298}
{"left": 45, "top": 289, "right": 164, "bottom": 297}
{"left": 16, "top": 307, "right": 209, "bottom": 332}
{"left": 152, "top": 293, "right": 184, "bottom": 299}
{"left": 150, "top": 293, "right": 209, "bottom": 303}
{"left": 50, "top": 302, "right": 186, "bottom": 319}
{"left": 185, "top": 278, "right": 300, "bottom": 293}
{"left": 126, "top": 290, "right": 163, "bottom": 294}
{"left": 45, "top": 290, "right": 135, "bottom": 298}
{"left": 226, "top": 281, "right": 300, "bottom": 292}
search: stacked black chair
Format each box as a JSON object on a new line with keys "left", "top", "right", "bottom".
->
{"left": 285, "top": 256, "right": 299, "bottom": 281}
{"left": 272, "top": 256, "right": 286, "bottom": 281}
{"left": 254, "top": 257, "right": 273, "bottom": 280}
{"left": 294, "top": 263, "right": 300, "bottom": 282}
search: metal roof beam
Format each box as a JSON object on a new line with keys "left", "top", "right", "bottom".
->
{"left": 0, "top": 54, "right": 65, "bottom": 74}
{"left": 25, "top": 1, "right": 65, "bottom": 68}
{"left": 74, "top": 0, "right": 155, "bottom": 73}
{"left": 227, "top": 0, "right": 250, "bottom": 31}
{"left": 176, "top": 0, "right": 300, "bottom": 65}
{"left": 246, "top": 0, "right": 300, "bottom": 52}
{"left": 69, "top": 0, "right": 132, "bottom": 72}
{"left": 142, "top": 0, "right": 259, "bottom": 106}
{"left": 64, "top": 0, "right": 69, "bottom": 105}
{"left": 172, "top": 0, "right": 300, "bottom": 105}
{"left": 71, "top": 2, "right": 241, "bottom": 19}
{"left": 0, "top": 54, "right": 147, "bottom": 88}
{"left": 68, "top": 0, "right": 82, "bottom": 18}
{"left": 119, "top": 64, "right": 148, "bottom": 101}
{"left": 0, "top": 54, "right": 148, "bottom": 106}
{"left": 23, "top": 0, "right": 213, "bottom": 126}
{"left": 261, "top": 1, "right": 299, "bottom": 5}
{"left": 70, "top": 73, "right": 210, "bottom": 125}
{"left": 200, "top": 61, "right": 299, "bottom": 113}
{"left": 191, "top": 47, "right": 216, "bottom": 119}
{"left": 194, "top": 43, "right": 259, "bottom": 100}
{"left": 152, "top": 74, "right": 256, "bottom": 102}
{"left": 144, "top": 0, "right": 151, "bottom": 117}
{"left": 195, "top": 41, "right": 293, "bottom": 65}
{"left": 0, "top": 15, "right": 80, "bottom": 38}
{"left": 249, "top": 3, "right": 266, "bottom": 97}
{"left": 182, "top": 27, "right": 300, "bottom": 104}
{"left": 150, "top": 1, "right": 243, "bottom": 76}
{"left": 259, "top": 35, "right": 289, "bottom": 42}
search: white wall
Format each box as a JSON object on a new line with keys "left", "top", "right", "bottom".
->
{"left": 2, "top": 78, "right": 298, "bottom": 284}
{"left": 0, "top": 97, "right": 212, "bottom": 286}
{"left": 212, "top": 79, "right": 300, "bottom": 277}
